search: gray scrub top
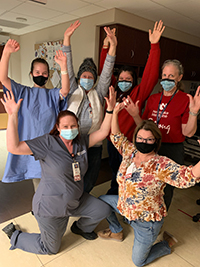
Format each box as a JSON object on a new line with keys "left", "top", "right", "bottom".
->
{"left": 25, "top": 134, "right": 89, "bottom": 217}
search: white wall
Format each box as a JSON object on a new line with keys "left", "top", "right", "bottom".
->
{"left": 1, "top": 8, "right": 200, "bottom": 179}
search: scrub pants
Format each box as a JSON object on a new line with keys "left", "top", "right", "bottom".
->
{"left": 84, "top": 145, "right": 103, "bottom": 193}
{"left": 9, "top": 193, "right": 111, "bottom": 255}
{"left": 99, "top": 195, "right": 171, "bottom": 267}
{"left": 159, "top": 142, "right": 184, "bottom": 211}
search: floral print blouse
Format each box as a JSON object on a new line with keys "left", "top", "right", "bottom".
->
{"left": 110, "top": 132, "right": 200, "bottom": 222}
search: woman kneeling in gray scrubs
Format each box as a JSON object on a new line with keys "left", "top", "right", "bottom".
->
{"left": 1, "top": 86, "right": 116, "bottom": 255}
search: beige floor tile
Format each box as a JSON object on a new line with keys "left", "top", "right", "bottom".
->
{"left": 0, "top": 219, "right": 42, "bottom": 267}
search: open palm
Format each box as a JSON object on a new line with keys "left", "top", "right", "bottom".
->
{"left": 0, "top": 91, "right": 22, "bottom": 115}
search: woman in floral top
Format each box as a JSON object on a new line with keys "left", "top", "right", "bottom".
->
{"left": 98, "top": 102, "right": 200, "bottom": 266}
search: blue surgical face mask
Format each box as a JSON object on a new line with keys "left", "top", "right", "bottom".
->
{"left": 60, "top": 128, "right": 79, "bottom": 140}
{"left": 80, "top": 78, "right": 94, "bottom": 91}
{"left": 118, "top": 81, "right": 132, "bottom": 92}
{"left": 160, "top": 79, "right": 176, "bottom": 92}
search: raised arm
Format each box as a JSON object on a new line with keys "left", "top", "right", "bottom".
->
{"left": 182, "top": 86, "right": 200, "bottom": 137}
{"left": 111, "top": 102, "right": 125, "bottom": 135}
{"left": 138, "top": 21, "right": 165, "bottom": 104}
{"left": 0, "top": 91, "right": 32, "bottom": 155}
{"left": 54, "top": 50, "right": 69, "bottom": 98}
{"left": 0, "top": 39, "right": 20, "bottom": 91}
{"left": 99, "top": 28, "right": 117, "bottom": 87}
{"left": 63, "top": 20, "right": 81, "bottom": 46}
{"left": 89, "top": 86, "right": 116, "bottom": 147}
{"left": 63, "top": 20, "right": 81, "bottom": 94}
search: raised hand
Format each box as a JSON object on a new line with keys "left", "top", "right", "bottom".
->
{"left": 54, "top": 50, "right": 67, "bottom": 69}
{"left": 105, "top": 86, "right": 117, "bottom": 111}
{"left": 0, "top": 91, "right": 22, "bottom": 115}
{"left": 103, "top": 28, "right": 116, "bottom": 47}
{"left": 4, "top": 39, "right": 20, "bottom": 54}
{"left": 64, "top": 20, "right": 81, "bottom": 41}
{"left": 104, "top": 27, "right": 117, "bottom": 48}
{"left": 187, "top": 86, "right": 200, "bottom": 114}
{"left": 149, "top": 20, "right": 165, "bottom": 44}
{"left": 122, "top": 96, "right": 140, "bottom": 117}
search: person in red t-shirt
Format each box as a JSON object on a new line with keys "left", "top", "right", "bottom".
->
{"left": 123, "top": 59, "right": 200, "bottom": 209}
{"left": 99, "top": 20, "right": 165, "bottom": 195}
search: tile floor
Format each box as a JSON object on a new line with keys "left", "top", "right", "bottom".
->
{"left": 1, "top": 158, "right": 200, "bottom": 267}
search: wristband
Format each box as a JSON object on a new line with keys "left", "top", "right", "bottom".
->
{"left": 189, "top": 110, "right": 199, "bottom": 116}
{"left": 61, "top": 70, "right": 68, "bottom": 75}
{"left": 106, "top": 110, "right": 113, "bottom": 114}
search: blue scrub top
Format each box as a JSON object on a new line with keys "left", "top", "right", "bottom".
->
{"left": 2, "top": 79, "right": 68, "bottom": 182}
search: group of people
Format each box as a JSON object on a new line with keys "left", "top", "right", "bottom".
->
{"left": 1, "top": 19, "right": 200, "bottom": 266}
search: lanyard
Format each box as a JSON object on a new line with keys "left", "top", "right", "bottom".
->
{"left": 156, "top": 89, "right": 178, "bottom": 125}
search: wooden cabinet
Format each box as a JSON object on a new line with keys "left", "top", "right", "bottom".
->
{"left": 99, "top": 23, "right": 200, "bottom": 81}
{"left": 99, "top": 24, "right": 149, "bottom": 77}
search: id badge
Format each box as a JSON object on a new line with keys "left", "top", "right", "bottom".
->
{"left": 72, "top": 162, "right": 81, "bottom": 182}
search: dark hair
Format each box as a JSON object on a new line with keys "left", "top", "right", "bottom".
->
{"left": 30, "top": 58, "right": 50, "bottom": 76}
{"left": 116, "top": 65, "right": 138, "bottom": 102}
{"left": 133, "top": 120, "right": 162, "bottom": 153}
{"left": 161, "top": 59, "right": 184, "bottom": 91}
{"left": 49, "top": 110, "right": 79, "bottom": 136}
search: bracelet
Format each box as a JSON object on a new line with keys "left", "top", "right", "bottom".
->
{"left": 189, "top": 110, "right": 199, "bottom": 116}
{"left": 61, "top": 70, "right": 68, "bottom": 75}
{"left": 106, "top": 110, "right": 113, "bottom": 114}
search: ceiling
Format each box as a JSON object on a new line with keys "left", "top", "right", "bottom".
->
{"left": 0, "top": 0, "right": 200, "bottom": 38}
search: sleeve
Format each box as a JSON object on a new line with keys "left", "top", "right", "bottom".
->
{"left": 137, "top": 43, "right": 160, "bottom": 108}
{"left": 110, "top": 132, "right": 135, "bottom": 157}
{"left": 142, "top": 97, "right": 151, "bottom": 120}
{"left": 99, "top": 47, "right": 108, "bottom": 74}
{"left": 96, "top": 53, "right": 116, "bottom": 104}
{"left": 99, "top": 48, "right": 117, "bottom": 87}
{"left": 25, "top": 134, "right": 50, "bottom": 161}
{"left": 181, "top": 98, "right": 190, "bottom": 124}
{"left": 3, "top": 79, "right": 26, "bottom": 101}
{"left": 157, "top": 157, "right": 200, "bottom": 188}
{"left": 62, "top": 45, "right": 78, "bottom": 95}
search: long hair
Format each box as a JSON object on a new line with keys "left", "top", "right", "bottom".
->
{"left": 133, "top": 120, "right": 162, "bottom": 153}
{"left": 49, "top": 110, "right": 79, "bottom": 136}
{"left": 115, "top": 65, "right": 138, "bottom": 102}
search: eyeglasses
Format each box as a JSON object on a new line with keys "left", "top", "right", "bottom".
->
{"left": 136, "top": 136, "right": 155, "bottom": 144}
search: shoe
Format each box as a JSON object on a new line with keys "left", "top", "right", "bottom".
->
{"left": 163, "top": 231, "right": 178, "bottom": 248}
{"left": 2, "top": 222, "right": 16, "bottom": 239}
{"left": 71, "top": 221, "right": 98, "bottom": 240}
{"left": 97, "top": 228, "right": 123, "bottom": 242}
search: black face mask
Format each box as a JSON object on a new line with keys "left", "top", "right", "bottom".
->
{"left": 33, "top": 75, "right": 48, "bottom": 87}
{"left": 135, "top": 141, "right": 156, "bottom": 154}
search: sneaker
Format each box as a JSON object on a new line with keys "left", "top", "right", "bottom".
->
{"left": 2, "top": 222, "right": 16, "bottom": 239}
{"left": 163, "top": 231, "right": 178, "bottom": 248}
{"left": 97, "top": 228, "right": 123, "bottom": 242}
{"left": 71, "top": 221, "right": 98, "bottom": 240}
